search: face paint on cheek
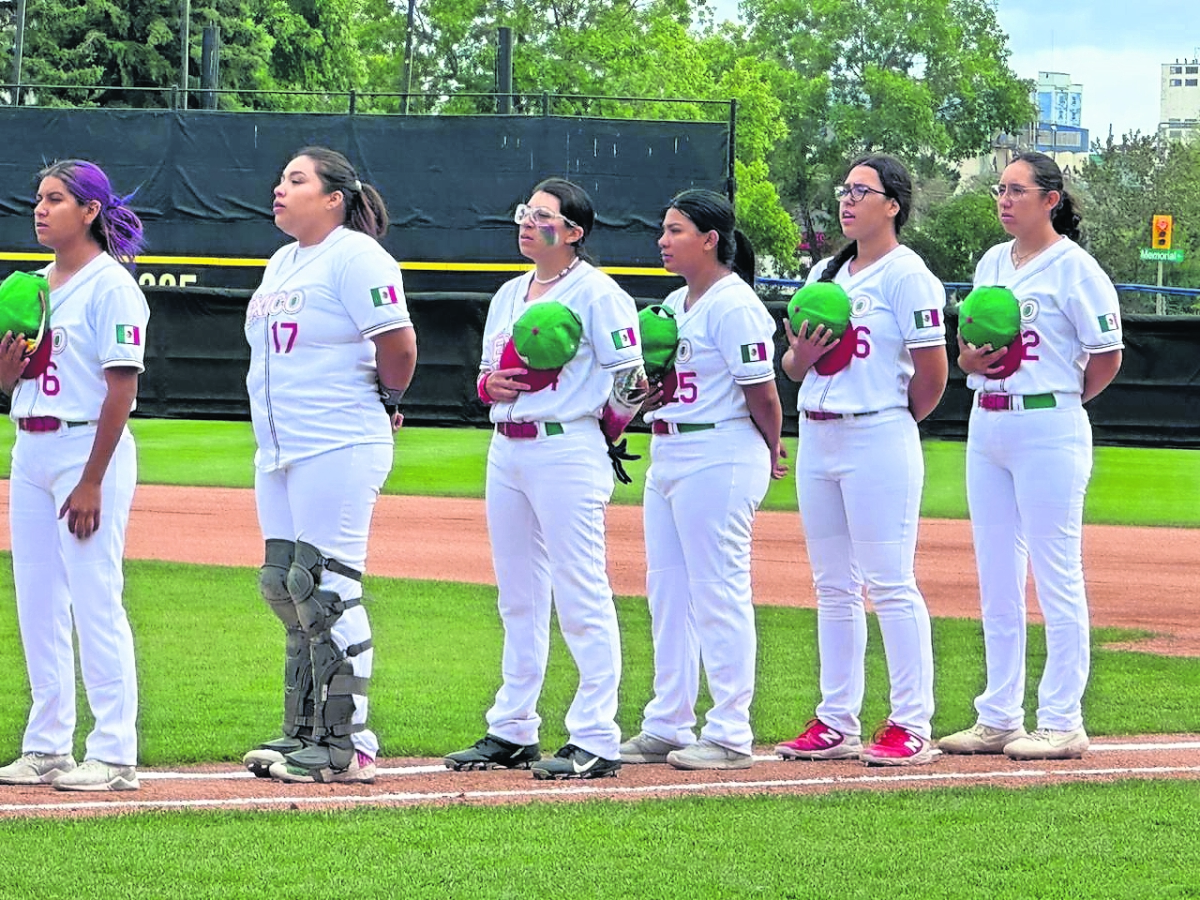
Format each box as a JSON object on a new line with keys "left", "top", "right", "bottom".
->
{"left": 536, "top": 223, "right": 560, "bottom": 247}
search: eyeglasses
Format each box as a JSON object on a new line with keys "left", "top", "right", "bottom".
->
{"left": 834, "top": 183, "right": 889, "bottom": 203}
{"left": 513, "top": 203, "right": 578, "bottom": 229}
{"left": 990, "top": 184, "right": 1046, "bottom": 200}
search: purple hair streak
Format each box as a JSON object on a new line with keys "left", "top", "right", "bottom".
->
{"left": 38, "top": 160, "right": 145, "bottom": 267}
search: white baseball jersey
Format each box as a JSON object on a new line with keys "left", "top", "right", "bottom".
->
{"left": 9, "top": 253, "right": 149, "bottom": 421}
{"left": 968, "top": 238, "right": 1123, "bottom": 394}
{"left": 797, "top": 246, "right": 946, "bottom": 414}
{"left": 246, "top": 226, "right": 412, "bottom": 472}
{"left": 480, "top": 261, "right": 642, "bottom": 423}
{"left": 644, "top": 273, "right": 776, "bottom": 425}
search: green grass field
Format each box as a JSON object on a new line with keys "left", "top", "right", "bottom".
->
{"left": 0, "top": 422, "right": 1197, "bottom": 898}
{"left": 3, "top": 420, "right": 1198, "bottom": 525}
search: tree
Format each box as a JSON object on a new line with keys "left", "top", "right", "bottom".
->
{"left": 261, "top": 0, "right": 367, "bottom": 104}
{"left": 1078, "top": 134, "right": 1200, "bottom": 307}
{"left": 742, "top": 0, "right": 1034, "bottom": 256}
{"left": 904, "top": 184, "right": 1005, "bottom": 284}
{"left": 0, "top": 0, "right": 278, "bottom": 108}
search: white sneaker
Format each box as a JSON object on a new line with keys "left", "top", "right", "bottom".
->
{"left": 666, "top": 739, "right": 753, "bottom": 771}
{"left": 52, "top": 759, "right": 140, "bottom": 792}
{"left": 1003, "top": 728, "right": 1089, "bottom": 760}
{"left": 938, "top": 722, "right": 1028, "bottom": 755}
{"left": 0, "top": 752, "right": 77, "bottom": 786}
{"left": 269, "top": 750, "right": 377, "bottom": 784}
{"left": 619, "top": 732, "right": 685, "bottom": 764}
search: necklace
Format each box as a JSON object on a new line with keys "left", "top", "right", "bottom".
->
{"left": 1010, "top": 238, "right": 1056, "bottom": 268}
{"left": 532, "top": 256, "right": 581, "bottom": 285}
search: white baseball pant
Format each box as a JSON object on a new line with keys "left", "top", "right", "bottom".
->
{"left": 639, "top": 422, "right": 769, "bottom": 755}
{"left": 966, "top": 398, "right": 1092, "bottom": 732}
{"left": 9, "top": 425, "right": 139, "bottom": 765}
{"left": 255, "top": 441, "right": 393, "bottom": 759}
{"left": 796, "top": 407, "right": 935, "bottom": 739}
{"left": 483, "top": 419, "right": 621, "bottom": 760}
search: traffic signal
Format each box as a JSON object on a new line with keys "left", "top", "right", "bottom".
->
{"left": 1152, "top": 215, "right": 1174, "bottom": 250}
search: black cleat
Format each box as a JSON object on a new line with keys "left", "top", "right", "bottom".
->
{"left": 531, "top": 744, "right": 621, "bottom": 780}
{"left": 444, "top": 734, "right": 542, "bottom": 771}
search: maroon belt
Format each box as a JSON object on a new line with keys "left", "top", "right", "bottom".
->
{"left": 803, "top": 410, "right": 879, "bottom": 421}
{"left": 496, "top": 422, "right": 538, "bottom": 439}
{"left": 495, "top": 421, "right": 564, "bottom": 439}
{"left": 977, "top": 393, "right": 1057, "bottom": 411}
{"left": 651, "top": 421, "right": 716, "bottom": 435}
{"left": 17, "top": 416, "right": 91, "bottom": 433}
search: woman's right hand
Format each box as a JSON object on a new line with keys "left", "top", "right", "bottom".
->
{"left": 0, "top": 331, "right": 28, "bottom": 394}
{"left": 956, "top": 335, "right": 1007, "bottom": 376}
{"left": 485, "top": 367, "right": 531, "bottom": 403}
{"left": 782, "top": 318, "right": 837, "bottom": 376}
{"left": 641, "top": 379, "right": 669, "bottom": 414}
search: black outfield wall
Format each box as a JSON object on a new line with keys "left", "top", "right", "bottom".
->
{"left": 126, "top": 288, "right": 1200, "bottom": 448}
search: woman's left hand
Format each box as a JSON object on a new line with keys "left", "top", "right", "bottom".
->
{"left": 390, "top": 410, "right": 404, "bottom": 433}
{"left": 770, "top": 441, "right": 789, "bottom": 480}
{"left": 59, "top": 480, "right": 102, "bottom": 540}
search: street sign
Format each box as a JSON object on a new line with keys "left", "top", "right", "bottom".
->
{"left": 1140, "top": 248, "right": 1185, "bottom": 263}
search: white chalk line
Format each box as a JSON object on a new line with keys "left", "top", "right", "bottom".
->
{"left": 3, "top": 758, "right": 1200, "bottom": 816}
{"left": 2, "top": 748, "right": 1200, "bottom": 820}
{"left": 132, "top": 739, "right": 1200, "bottom": 783}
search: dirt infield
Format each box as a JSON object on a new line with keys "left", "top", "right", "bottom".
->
{"left": 0, "top": 481, "right": 1198, "bottom": 816}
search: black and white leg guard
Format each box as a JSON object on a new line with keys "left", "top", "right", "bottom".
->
{"left": 259, "top": 539, "right": 314, "bottom": 741}
{"left": 285, "top": 541, "right": 371, "bottom": 777}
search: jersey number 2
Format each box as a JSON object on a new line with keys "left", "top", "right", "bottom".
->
{"left": 271, "top": 321, "right": 298, "bottom": 354}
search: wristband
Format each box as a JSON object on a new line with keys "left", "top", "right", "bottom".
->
{"left": 477, "top": 373, "right": 494, "bottom": 405}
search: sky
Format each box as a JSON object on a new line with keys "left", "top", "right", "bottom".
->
{"left": 709, "top": 0, "right": 1196, "bottom": 139}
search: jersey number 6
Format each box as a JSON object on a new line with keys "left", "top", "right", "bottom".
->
{"left": 40, "top": 361, "right": 61, "bottom": 396}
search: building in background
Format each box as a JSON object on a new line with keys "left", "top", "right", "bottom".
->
{"left": 958, "top": 71, "right": 1091, "bottom": 184}
{"left": 1159, "top": 57, "right": 1200, "bottom": 143}
{"left": 1031, "top": 71, "right": 1089, "bottom": 160}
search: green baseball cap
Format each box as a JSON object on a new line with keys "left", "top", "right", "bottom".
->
{"left": 787, "top": 282, "right": 852, "bottom": 338}
{"left": 638, "top": 304, "right": 679, "bottom": 376}
{"left": 958, "top": 285, "right": 1020, "bottom": 349}
{"left": 512, "top": 301, "right": 582, "bottom": 370}
{"left": 0, "top": 271, "right": 50, "bottom": 353}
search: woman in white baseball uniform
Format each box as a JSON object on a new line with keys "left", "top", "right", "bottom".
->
{"left": 444, "top": 178, "right": 645, "bottom": 780}
{"left": 241, "top": 147, "right": 417, "bottom": 784}
{"left": 939, "top": 151, "right": 1122, "bottom": 761}
{"left": 0, "top": 160, "right": 148, "bottom": 792}
{"left": 777, "top": 153, "right": 948, "bottom": 767}
{"left": 618, "top": 189, "right": 786, "bottom": 771}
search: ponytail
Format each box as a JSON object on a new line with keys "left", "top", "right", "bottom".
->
{"left": 1051, "top": 190, "right": 1082, "bottom": 241}
{"left": 345, "top": 181, "right": 389, "bottom": 240}
{"left": 731, "top": 228, "right": 756, "bottom": 287}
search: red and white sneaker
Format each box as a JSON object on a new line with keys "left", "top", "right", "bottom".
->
{"left": 860, "top": 721, "right": 939, "bottom": 767}
{"left": 775, "top": 718, "right": 862, "bottom": 760}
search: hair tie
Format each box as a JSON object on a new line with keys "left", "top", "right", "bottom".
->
{"left": 351, "top": 179, "right": 362, "bottom": 192}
